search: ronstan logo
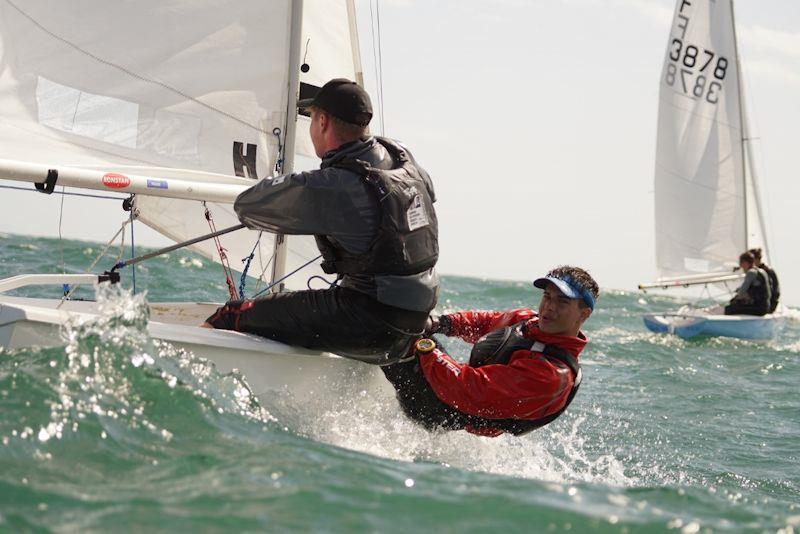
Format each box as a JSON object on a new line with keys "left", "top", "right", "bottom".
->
{"left": 102, "top": 173, "right": 131, "bottom": 189}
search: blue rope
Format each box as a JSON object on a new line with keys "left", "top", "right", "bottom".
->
{"left": 250, "top": 254, "right": 322, "bottom": 299}
{"left": 238, "top": 233, "right": 261, "bottom": 299}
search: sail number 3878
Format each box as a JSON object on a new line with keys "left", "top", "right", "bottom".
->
{"left": 665, "top": 38, "right": 728, "bottom": 104}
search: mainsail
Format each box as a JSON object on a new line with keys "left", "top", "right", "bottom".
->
{"left": 0, "top": 0, "right": 362, "bottom": 293}
{"left": 653, "top": 0, "right": 769, "bottom": 281}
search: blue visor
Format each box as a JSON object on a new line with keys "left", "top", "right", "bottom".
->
{"left": 533, "top": 275, "right": 595, "bottom": 310}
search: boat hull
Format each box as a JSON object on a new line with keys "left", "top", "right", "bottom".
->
{"left": 642, "top": 310, "right": 782, "bottom": 340}
{"left": 0, "top": 296, "right": 394, "bottom": 403}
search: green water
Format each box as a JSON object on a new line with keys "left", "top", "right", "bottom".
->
{"left": 1, "top": 233, "right": 799, "bottom": 532}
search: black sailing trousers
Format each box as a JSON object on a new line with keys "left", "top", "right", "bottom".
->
{"left": 205, "top": 287, "right": 428, "bottom": 364}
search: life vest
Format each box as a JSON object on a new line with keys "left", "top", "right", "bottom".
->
{"left": 384, "top": 324, "right": 582, "bottom": 437}
{"left": 746, "top": 268, "right": 770, "bottom": 312}
{"left": 762, "top": 265, "right": 780, "bottom": 313}
{"left": 464, "top": 321, "right": 582, "bottom": 436}
{"left": 314, "top": 137, "right": 438, "bottom": 276}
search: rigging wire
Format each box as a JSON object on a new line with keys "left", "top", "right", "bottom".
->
{"left": 737, "top": 51, "right": 778, "bottom": 269}
{"left": 252, "top": 253, "right": 275, "bottom": 295}
{"left": 59, "top": 215, "right": 134, "bottom": 304}
{"left": 369, "top": 0, "right": 386, "bottom": 135}
{"left": 376, "top": 0, "right": 386, "bottom": 134}
{"left": 0, "top": 183, "right": 126, "bottom": 202}
{"left": 129, "top": 201, "right": 137, "bottom": 294}
{"left": 57, "top": 186, "right": 67, "bottom": 296}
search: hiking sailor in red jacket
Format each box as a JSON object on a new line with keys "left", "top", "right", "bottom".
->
{"left": 382, "top": 265, "right": 598, "bottom": 437}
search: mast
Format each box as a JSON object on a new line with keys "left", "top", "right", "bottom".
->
{"left": 729, "top": 0, "right": 750, "bottom": 249}
{"left": 346, "top": 0, "right": 365, "bottom": 87}
{"left": 270, "top": 0, "right": 305, "bottom": 292}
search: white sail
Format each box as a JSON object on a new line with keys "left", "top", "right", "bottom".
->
{"left": 653, "top": 0, "right": 768, "bottom": 279}
{"left": 0, "top": 0, "right": 296, "bottom": 284}
{"left": 0, "top": 0, "right": 367, "bottom": 294}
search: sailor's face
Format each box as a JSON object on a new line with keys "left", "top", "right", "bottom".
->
{"left": 537, "top": 284, "right": 588, "bottom": 335}
{"left": 309, "top": 109, "right": 324, "bottom": 158}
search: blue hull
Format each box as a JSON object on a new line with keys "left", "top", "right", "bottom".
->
{"left": 643, "top": 312, "right": 782, "bottom": 340}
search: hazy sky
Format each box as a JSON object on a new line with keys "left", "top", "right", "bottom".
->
{"left": 1, "top": 0, "right": 798, "bottom": 304}
{"left": 352, "top": 0, "right": 800, "bottom": 304}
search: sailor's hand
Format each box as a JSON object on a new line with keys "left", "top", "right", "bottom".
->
{"left": 424, "top": 315, "right": 439, "bottom": 335}
{"left": 424, "top": 314, "right": 451, "bottom": 336}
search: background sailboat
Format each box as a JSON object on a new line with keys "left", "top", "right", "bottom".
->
{"left": 0, "top": 0, "right": 396, "bottom": 397}
{"left": 638, "top": 0, "right": 782, "bottom": 340}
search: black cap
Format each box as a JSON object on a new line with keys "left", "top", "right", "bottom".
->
{"left": 297, "top": 78, "right": 372, "bottom": 127}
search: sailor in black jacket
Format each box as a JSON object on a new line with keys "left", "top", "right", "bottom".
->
{"left": 204, "top": 79, "right": 439, "bottom": 363}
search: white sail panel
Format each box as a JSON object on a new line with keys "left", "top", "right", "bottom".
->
{"left": 281, "top": 0, "right": 364, "bottom": 291}
{"left": 0, "top": 0, "right": 293, "bottom": 284}
{"left": 294, "top": 0, "right": 363, "bottom": 159}
{"left": 654, "top": 0, "right": 745, "bottom": 278}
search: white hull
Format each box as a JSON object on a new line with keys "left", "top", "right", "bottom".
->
{"left": 0, "top": 295, "right": 393, "bottom": 402}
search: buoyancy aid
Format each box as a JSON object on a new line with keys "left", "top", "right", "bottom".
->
{"left": 747, "top": 268, "right": 770, "bottom": 311}
{"left": 463, "top": 321, "right": 582, "bottom": 436}
{"left": 314, "top": 137, "right": 438, "bottom": 276}
{"left": 762, "top": 265, "right": 780, "bottom": 313}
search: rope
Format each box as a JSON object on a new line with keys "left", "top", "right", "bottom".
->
{"left": 203, "top": 203, "right": 239, "bottom": 301}
{"left": 250, "top": 254, "right": 322, "bottom": 299}
{"left": 307, "top": 275, "right": 338, "bottom": 290}
{"left": 238, "top": 232, "right": 262, "bottom": 299}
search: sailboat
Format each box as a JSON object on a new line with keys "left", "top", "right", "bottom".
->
{"left": 0, "top": 0, "right": 396, "bottom": 399}
{"left": 639, "top": 0, "right": 783, "bottom": 340}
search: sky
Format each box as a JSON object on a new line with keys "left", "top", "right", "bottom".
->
{"left": 1, "top": 0, "right": 799, "bottom": 304}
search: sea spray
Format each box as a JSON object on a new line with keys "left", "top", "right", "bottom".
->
{"left": 2, "top": 283, "right": 274, "bottom": 455}
{"left": 2, "top": 234, "right": 800, "bottom": 531}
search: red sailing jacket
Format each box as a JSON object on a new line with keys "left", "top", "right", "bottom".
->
{"left": 417, "top": 308, "right": 587, "bottom": 436}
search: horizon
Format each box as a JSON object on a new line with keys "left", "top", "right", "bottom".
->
{"left": 4, "top": 229, "right": 790, "bottom": 307}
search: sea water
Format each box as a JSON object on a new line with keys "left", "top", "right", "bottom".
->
{"left": 1, "top": 233, "right": 798, "bottom": 532}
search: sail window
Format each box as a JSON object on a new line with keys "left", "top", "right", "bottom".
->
{"left": 36, "top": 76, "right": 139, "bottom": 149}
